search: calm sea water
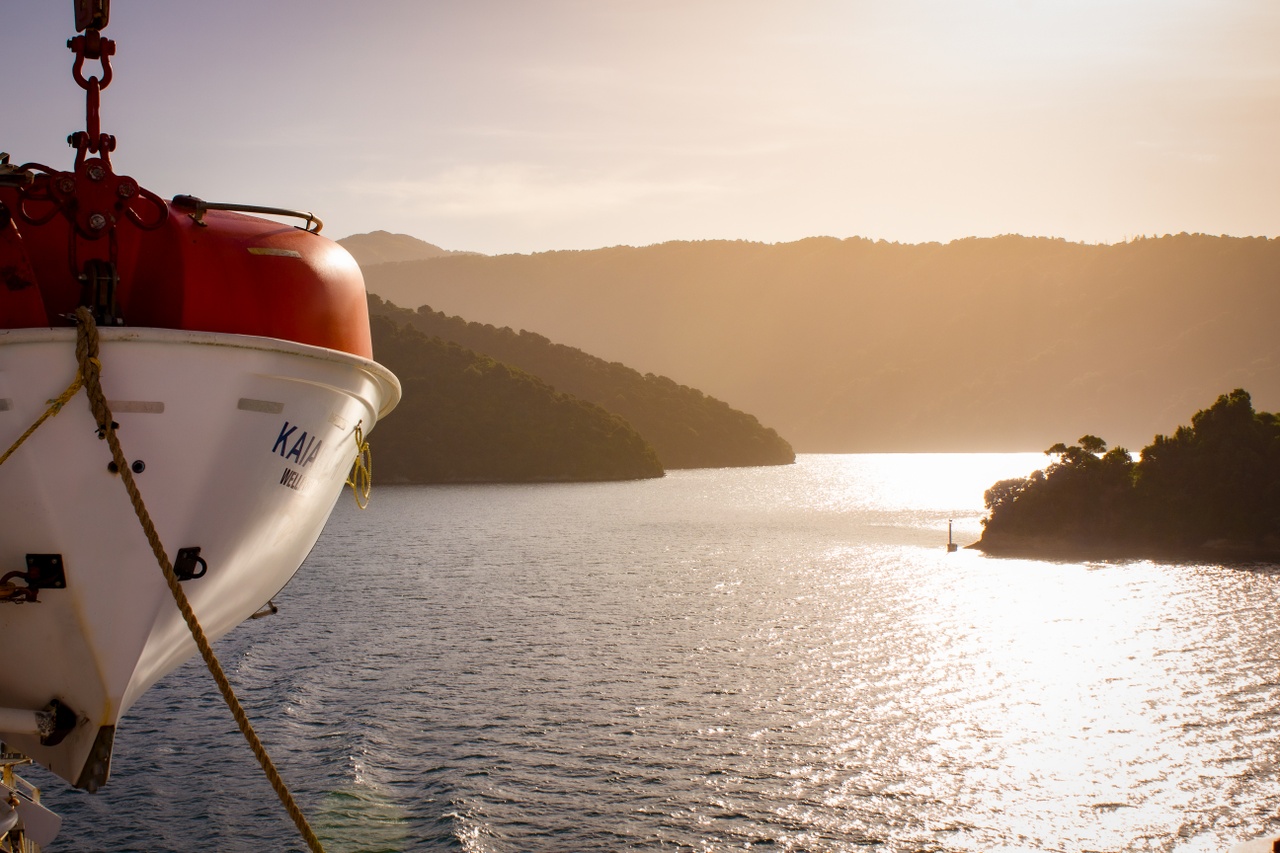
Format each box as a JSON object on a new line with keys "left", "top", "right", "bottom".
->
{"left": 37, "top": 454, "right": 1280, "bottom": 852}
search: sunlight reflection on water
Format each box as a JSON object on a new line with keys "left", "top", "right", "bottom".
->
{"left": 45, "top": 453, "right": 1280, "bottom": 852}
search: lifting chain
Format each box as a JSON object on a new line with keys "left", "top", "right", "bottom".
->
{"left": 68, "top": 12, "right": 117, "bottom": 168}
{"left": 5, "top": 2, "right": 166, "bottom": 327}
{"left": 58, "top": 1, "right": 166, "bottom": 242}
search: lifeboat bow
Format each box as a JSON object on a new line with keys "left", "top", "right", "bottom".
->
{"left": 0, "top": 1, "right": 401, "bottom": 807}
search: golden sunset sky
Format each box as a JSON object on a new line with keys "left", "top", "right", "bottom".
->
{"left": 5, "top": 1, "right": 1278, "bottom": 254}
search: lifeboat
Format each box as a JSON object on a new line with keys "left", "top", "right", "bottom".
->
{"left": 0, "top": 0, "right": 400, "bottom": 806}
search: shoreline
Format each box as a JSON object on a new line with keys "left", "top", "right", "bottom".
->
{"left": 970, "top": 534, "right": 1280, "bottom": 564}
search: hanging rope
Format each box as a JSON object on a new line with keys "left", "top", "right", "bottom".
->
{"left": 70, "top": 308, "right": 326, "bottom": 853}
{"left": 0, "top": 372, "right": 86, "bottom": 468}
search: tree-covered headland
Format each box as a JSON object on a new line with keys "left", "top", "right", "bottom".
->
{"left": 976, "top": 390, "right": 1280, "bottom": 560}
{"left": 370, "top": 315, "right": 663, "bottom": 483}
{"left": 368, "top": 295, "right": 794, "bottom": 470}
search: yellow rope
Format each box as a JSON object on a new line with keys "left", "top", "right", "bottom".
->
{"left": 71, "top": 308, "right": 326, "bottom": 853}
{"left": 0, "top": 373, "right": 85, "bottom": 468}
{"left": 345, "top": 420, "right": 372, "bottom": 509}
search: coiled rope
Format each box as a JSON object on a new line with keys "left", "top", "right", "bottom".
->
{"left": 345, "top": 420, "right": 372, "bottom": 509}
{"left": 8, "top": 309, "right": 327, "bottom": 852}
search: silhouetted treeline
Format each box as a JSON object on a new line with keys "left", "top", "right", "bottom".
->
{"left": 368, "top": 296, "right": 794, "bottom": 469}
{"left": 370, "top": 315, "right": 662, "bottom": 483}
{"left": 357, "top": 233, "right": 1280, "bottom": 452}
{"left": 976, "top": 390, "right": 1280, "bottom": 559}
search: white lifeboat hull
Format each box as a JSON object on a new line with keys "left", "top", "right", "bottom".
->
{"left": 0, "top": 326, "right": 400, "bottom": 789}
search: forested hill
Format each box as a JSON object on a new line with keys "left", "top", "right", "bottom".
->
{"left": 370, "top": 316, "right": 662, "bottom": 483}
{"left": 357, "top": 233, "right": 1280, "bottom": 452}
{"left": 976, "top": 389, "right": 1280, "bottom": 560}
{"left": 368, "top": 296, "right": 795, "bottom": 469}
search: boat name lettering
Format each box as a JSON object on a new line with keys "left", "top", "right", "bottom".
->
{"left": 271, "top": 421, "right": 323, "bottom": 468}
{"left": 279, "top": 467, "right": 310, "bottom": 492}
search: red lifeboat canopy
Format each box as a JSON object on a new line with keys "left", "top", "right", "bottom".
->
{"left": 0, "top": 185, "right": 374, "bottom": 360}
{"left": 0, "top": 15, "right": 375, "bottom": 359}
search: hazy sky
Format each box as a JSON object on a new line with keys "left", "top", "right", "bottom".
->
{"left": 4, "top": 1, "right": 1278, "bottom": 254}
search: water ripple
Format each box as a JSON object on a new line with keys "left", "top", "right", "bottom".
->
{"left": 38, "top": 455, "right": 1280, "bottom": 852}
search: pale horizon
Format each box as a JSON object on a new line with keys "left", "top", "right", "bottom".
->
{"left": 5, "top": 0, "right": 1278, "bottom": 255}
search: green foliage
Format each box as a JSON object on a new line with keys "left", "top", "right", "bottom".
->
{"left": 1077, "top": 435, "right": 1107, "bottom": 455}
{"left": 980, "top": 389, "right": 1280, "bottom": 558}
{"left": 368, "top": 295, "right": 794, "bottom": 469}
{"left": 370, "top": 315, "right": 663, "bottom": 483}
{"left": 1133, "top": 388, "right": 1280, "bottom": 545}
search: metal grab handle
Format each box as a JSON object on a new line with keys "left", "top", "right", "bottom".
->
{"left": 0, "top": 154, "right": 32, "bottom": 188}
{"left": 171, "top": 194, "right": 323, "bottom": 233}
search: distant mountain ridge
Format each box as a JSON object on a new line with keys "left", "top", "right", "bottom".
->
{"left": 356, "top": 233, "right": 1280, "bottom": 453}
{"left": 337, "top": 231, "right": 475, "bottom": 266}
